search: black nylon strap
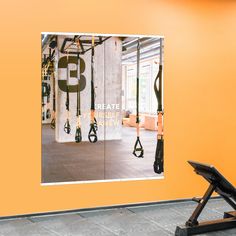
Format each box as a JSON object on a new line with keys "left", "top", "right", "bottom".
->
{"left": 50, "top": 57, "right": 56, "bottom": 129}
{"left": 91, "top": 38, "right": 95, "bottom": 110}
{"left": 88, "top": 36, "right": 98, "bottom": 143}
{"left": 136, "top": 41, "right": 140, "bottom": 123}
{"left": 46, "top": 83, "right": 51, "bottom": 119}
{"left": 75, "top": 53, "right": 82, "bottom": 143}
{"left": 76, "top": 54, "right": 81, "bottom": 117}
{"left": 52, "top": 69, "right": 56, "bottom": 112}
{"left": 65, "top": 87, "right": 69, "bottom": 111}
{"left": 153, "top": 39, "right": 164, "bottom": 173}
{"left": 154, "top": 65, "right": 163, "bottom": 112}
{"left": 133, "top": 39, "right": 144, "bottom": 158}
{"left": 64, "top": 53, "right": 71, "bottom": 134}
{"left": 41, "top": 84, "right": 46, "bottom": 121}
{"left": 65, "top": 53, "right": 70, "bottom": 112}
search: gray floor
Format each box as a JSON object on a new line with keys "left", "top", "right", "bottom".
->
{"left": 42, "top": 125, "right": 163, "bottom": 183}
{"left": 1, "top": 199, "right": 236, "bottom": 235}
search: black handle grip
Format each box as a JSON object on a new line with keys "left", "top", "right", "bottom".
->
{"left": 42, "top": 111, "right": 45, "bottom": 121}
{"left": 88, "top": 123, "right": 97, "bottom": 143}
{"left": 50, "top": 118, "right": 55, "bottom": 129}
{"left": 133, "top": 137, "right": 144, "bottom": 158}
{"left": 46, "top": 109, "right": 51, "bottom": 119}
{"left": 75, "top": 127, "right": 82, "bottom": 143}
{"left": 64, "top": 119, "right": 71, "bottom": 134}
{"left": 153, "top": 139, "right": 164, "bottom": 174}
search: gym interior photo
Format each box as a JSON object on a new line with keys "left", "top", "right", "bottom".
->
{"left": 42, "top": 34, "right": 164, "bottom": 183}
{"left": 1, "top": 1, "right": 236, "bottom": 236}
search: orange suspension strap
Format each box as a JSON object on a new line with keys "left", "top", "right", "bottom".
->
{"left": 88, "top": 36, "right": 98, "bottom": 143}
{"left": 133, "top": 39, "right": 144, "bottom": 158}
{"left": 75, "top": 40, "right": 82, "bottom": 143}
{"left": 64, "top": 51, "right": 71, "bottom": 134}
{"left": 153, "top": 38, "right": 164, "bottom": 174}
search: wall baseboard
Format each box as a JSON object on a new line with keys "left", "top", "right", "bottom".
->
{"left": 0, "top": 196, "right": 222, "bottom": 221}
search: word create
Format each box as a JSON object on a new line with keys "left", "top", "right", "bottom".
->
{"left": 96, "top": 104, "right": 120, "bottom": 110}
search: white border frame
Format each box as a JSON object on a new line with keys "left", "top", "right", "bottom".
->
{"left": 42, "top": 176, "right": 164, "bottom": 186}
{"left": 41, "top": 32, "right": 164, "bottom": 186}
{"left": 42, "top": 32, "right": 164, "bottom": 38}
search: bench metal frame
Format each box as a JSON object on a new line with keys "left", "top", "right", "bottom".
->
{"left": 175, "top": 161, "right": 236, "bottom": 236}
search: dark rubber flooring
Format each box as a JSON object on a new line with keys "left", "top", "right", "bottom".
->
{"left": 42, "top": 124, "right": 163, "bottom": 183}
{"left": 1, "top": 198, "right": 235, "bottom": 235}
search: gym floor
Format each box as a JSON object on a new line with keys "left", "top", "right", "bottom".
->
{"left": 1, "top": 198, "right": 235, "bottom": 235}
{"left": 42, "top": 124, "right": 163, "bottom": 183}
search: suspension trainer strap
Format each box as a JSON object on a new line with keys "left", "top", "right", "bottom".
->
{"left": 133, "top": 39, "right": 144, "bottom": 158}
{"left": 75, "top": 49, "right": 82, "bottom": 143}
{"left": 64, "top": 52, "right": 71, "bottom": 134}
{"left": 46, "top": 82, "right": 51, "bottom": 119}
{"left": 50, "top": 65, "right": 56, "bottom": 129}
{"left": 153, "top": 38, "right": 164, "bottom": 174}
{"left": 88, "top": 36, "right": 98, "bottom": 143}
{"left": 42, "top": 82, "right": 50, "bottom": 121}
{"left": 45, "top": 54, "right": 52, "bottom": 120}
{"left": 42, "top": 83, "right": 46, "bottom": 121}
{"left": 42, "top": 54, "right": 50, "bottom": 121}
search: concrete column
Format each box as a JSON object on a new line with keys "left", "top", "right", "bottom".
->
{"left": 104, "top": 38, "right": 122, "bottom": 140}
{"left": 55, "top": 36, "right": 122, "bottom": 143}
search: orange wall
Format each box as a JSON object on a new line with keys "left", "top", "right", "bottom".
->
{"left": 0, "top": 0, "right": 236, "bottom": 217}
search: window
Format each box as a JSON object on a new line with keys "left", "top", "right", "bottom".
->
{"left": 123, "top": 57, "right": 160, "bottom": 114}
{"left": 126, "top": 66, "right": 136, "bottom": 113}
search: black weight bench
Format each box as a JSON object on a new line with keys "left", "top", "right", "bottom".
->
{"left": 175, "top": 160, "right": 236, "bottom": 236}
